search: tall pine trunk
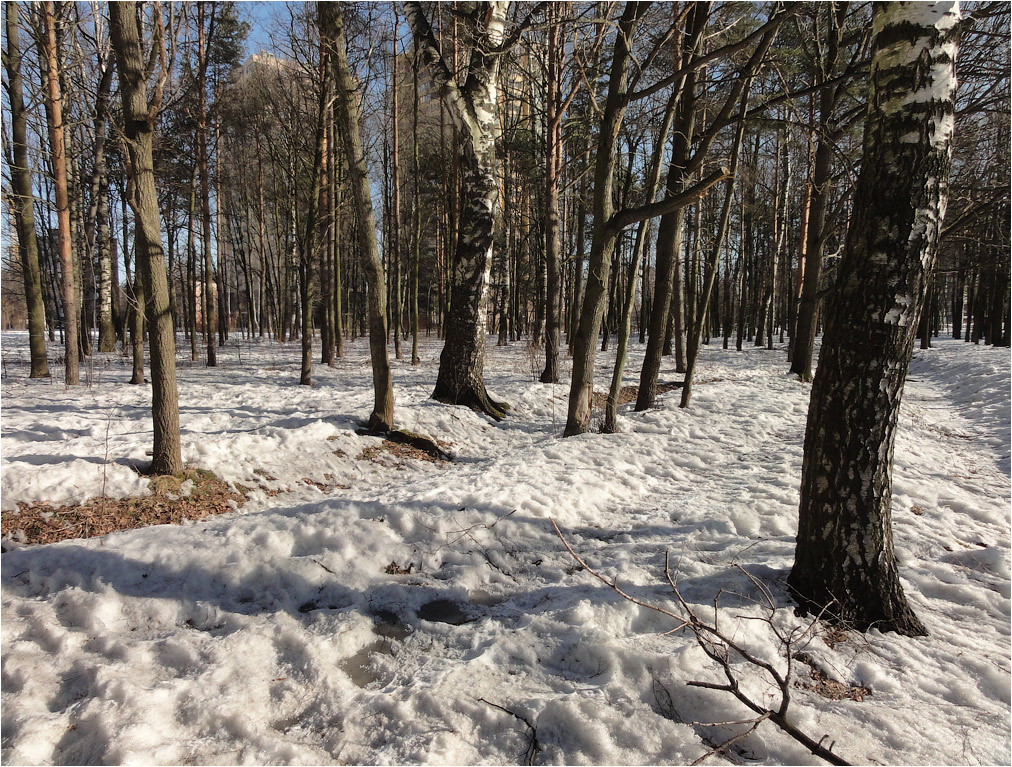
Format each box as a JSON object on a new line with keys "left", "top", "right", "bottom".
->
{"left": 197, "top": 2, "right": 216, "bottom": 367}
{"left": 39, "top": 1, "right": 78, "bottom": 385}
{"left": 541, "top": 3, "right": 563, "bottom": 383}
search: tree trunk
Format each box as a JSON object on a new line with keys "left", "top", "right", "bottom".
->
{"left": 303, "top": 35, "right": 333, "bottom": 385}
{"left": 390, "top": 12, "right": 403, "bottom": 360}
{"left": 565, "top": 4, "right": 645, "bottom": 436}
{"left": 406, "top": 1, "right": 510, "bottom": 420}
{"left": 636, "top": 6, "right": 705, "bottom": 412}
{"left": 788, "top": 2, "right": 959, "bottom": 636}
{"left": 324, "top": 2, "right": 394, "bottom": 431}
{"left": 197, "top": 2, "right": 216, "bottom": 367}
{"left": 681, "top": 89, "right": 749, "bottom": 408}
{"left": 790, "top": 3, "right": 846, "bottom": 380}
{"left": 5, "top": 1, "right": 50, "bottom": 378}
{"left": 110, "top": 0, "right": 183, "bottom": 476}
{"left": 39, "top": 1, "right": 78, "bottom": 385}
{"left": 541, "top": 4, "right": 563, "bottom": 383}
{"left": 411, "top": 43, "right": 422, "bottom": 365}
{"left": 604, "top": 86, "right": 680, "bottom": 432}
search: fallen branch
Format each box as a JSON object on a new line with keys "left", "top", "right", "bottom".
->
{"left": 553, "top": 520, "right": 851, "bottom": 766}
{"left": 691, "top": 712, "right": 770, "bottom": 766}
{"left": 551, "top": 518, "right": 689, "bottom": 630}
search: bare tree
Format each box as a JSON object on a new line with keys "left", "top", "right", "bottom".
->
{"left": 4, "top": 1, "right": 50, "bottom": 378}
{"left": 323, "top": 1, "right": 394, "bottom": 432}
{"left": 110, "top": 0, "right": 182, "bottom": 475}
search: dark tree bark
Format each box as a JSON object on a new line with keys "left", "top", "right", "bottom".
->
{"left": 540, "top": 2, "right": 563, "bottom": 384}
{"left": 4, "top": 1, "right": 50, "bottom": 378}
{"left": 197, "top": 2, "right": 216, "bottom": 367}
{"left": 324, "top": 2, "right": 394, "bottom": 432}
{"left": 603, "top": 87, "right": 680, "bottom": 433}
{"left": 635, "top": 8, "right": 702, "bottom": 412}
{"left": 566, "top": 1, "right": 729, "bottom": 436}
{"left": 681, "top": 88, "right": 750, "bottom": 408}
{"left": 788, "top": 1, "right": 960, "bottom": 636}
{"left": 299, "top": 39, "right": 332, "bottom": 386}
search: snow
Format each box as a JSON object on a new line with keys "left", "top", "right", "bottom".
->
{"left": 2, "top": 332, "right": 1009, "bottom": 765}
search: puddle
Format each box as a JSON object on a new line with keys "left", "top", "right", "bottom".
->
{"left": 339, "top": 610, "right": 411, "bottom": 688}
{"left": 417, "top": 598, "right": 471, "bottom": 625}
{"left": 468, "top": 589, "right": 505, "bottom": 607}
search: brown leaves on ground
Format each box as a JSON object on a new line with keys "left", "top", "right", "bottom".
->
{"left": 800, "top": 667, "right": 871, "bottom": 703}
{"left": 357, "top": 438, "right": 451, "bottom": 466}
{"left": 2, "top": 468, "right": 247, "bottom": 546}
{"left": 590, "top": 383, "right": 681, "bottom": 410}
{"left": 792, "top": 651, "right": 871, "bottom": 702}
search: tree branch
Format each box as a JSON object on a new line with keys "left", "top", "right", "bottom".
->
{"left": 607, "top": 166, "right": 728, "bottom": 233}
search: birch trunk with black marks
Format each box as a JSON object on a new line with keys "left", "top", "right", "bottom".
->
{"left": 323, "top": 2, "right": 394, "bottom": 432}
{"left": 405, "top": 1, "right": 510, "bottom": 420}
{"left": 788, "top": 1, "right": 959, "bottom": 636}
{"left": 5, "top": 1, "right": 50, "bottom": 378}
{"left": 110, "top": 0, "right": 183, "bottom": 476}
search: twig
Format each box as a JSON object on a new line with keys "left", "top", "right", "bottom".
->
{"left": 478, "top": 697, "right": 542, "bottom": 765}
{"left": 551, "top": 518, "right": 689, "bottom": 630}
{"left": 555, "top": 526, "right": 851, "bottom": 766}
{"left": 312, "top": 558, "right": 337, "bottom": 576}
{"left": 691, "top": 712, "right": 770, "bottom": 766}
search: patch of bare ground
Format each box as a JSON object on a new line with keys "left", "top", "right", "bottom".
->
{"left": 2, "top": 468, "right": 247, "bottom": 546}
{"left": 792, "top": 652, "right": 871, "bottom": 702}
{"left": 357, "top": 437, "right": 451, "bottom": 466}
{"left": 590, "top": 383, "right": 681, "bottom": 410}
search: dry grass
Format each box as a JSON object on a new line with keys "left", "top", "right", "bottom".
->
{"left": 799, "top": 667, "right": 871, "bottom": 703}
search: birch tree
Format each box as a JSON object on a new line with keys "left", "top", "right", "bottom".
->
{"left": 404, "top": 0, "right": 515, "bottom": 420}
{"left": 788, "top": 1, "right": 961, "bottom": 636}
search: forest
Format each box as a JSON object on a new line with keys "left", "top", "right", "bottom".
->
{"left": 1, "top": 1, "right": 1010, "bottom": 765}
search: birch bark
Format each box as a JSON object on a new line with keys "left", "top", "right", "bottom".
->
{"left": 788, "top": 1, "right": 960, "bottom": 636}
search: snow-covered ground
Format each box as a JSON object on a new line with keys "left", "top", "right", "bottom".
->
{"left": 1, "top": 330, "right": 1009, "bottom": 765}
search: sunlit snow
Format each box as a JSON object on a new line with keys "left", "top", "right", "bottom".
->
{"left": 1, "top": 332, "right": 1008, "bottom": 765}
